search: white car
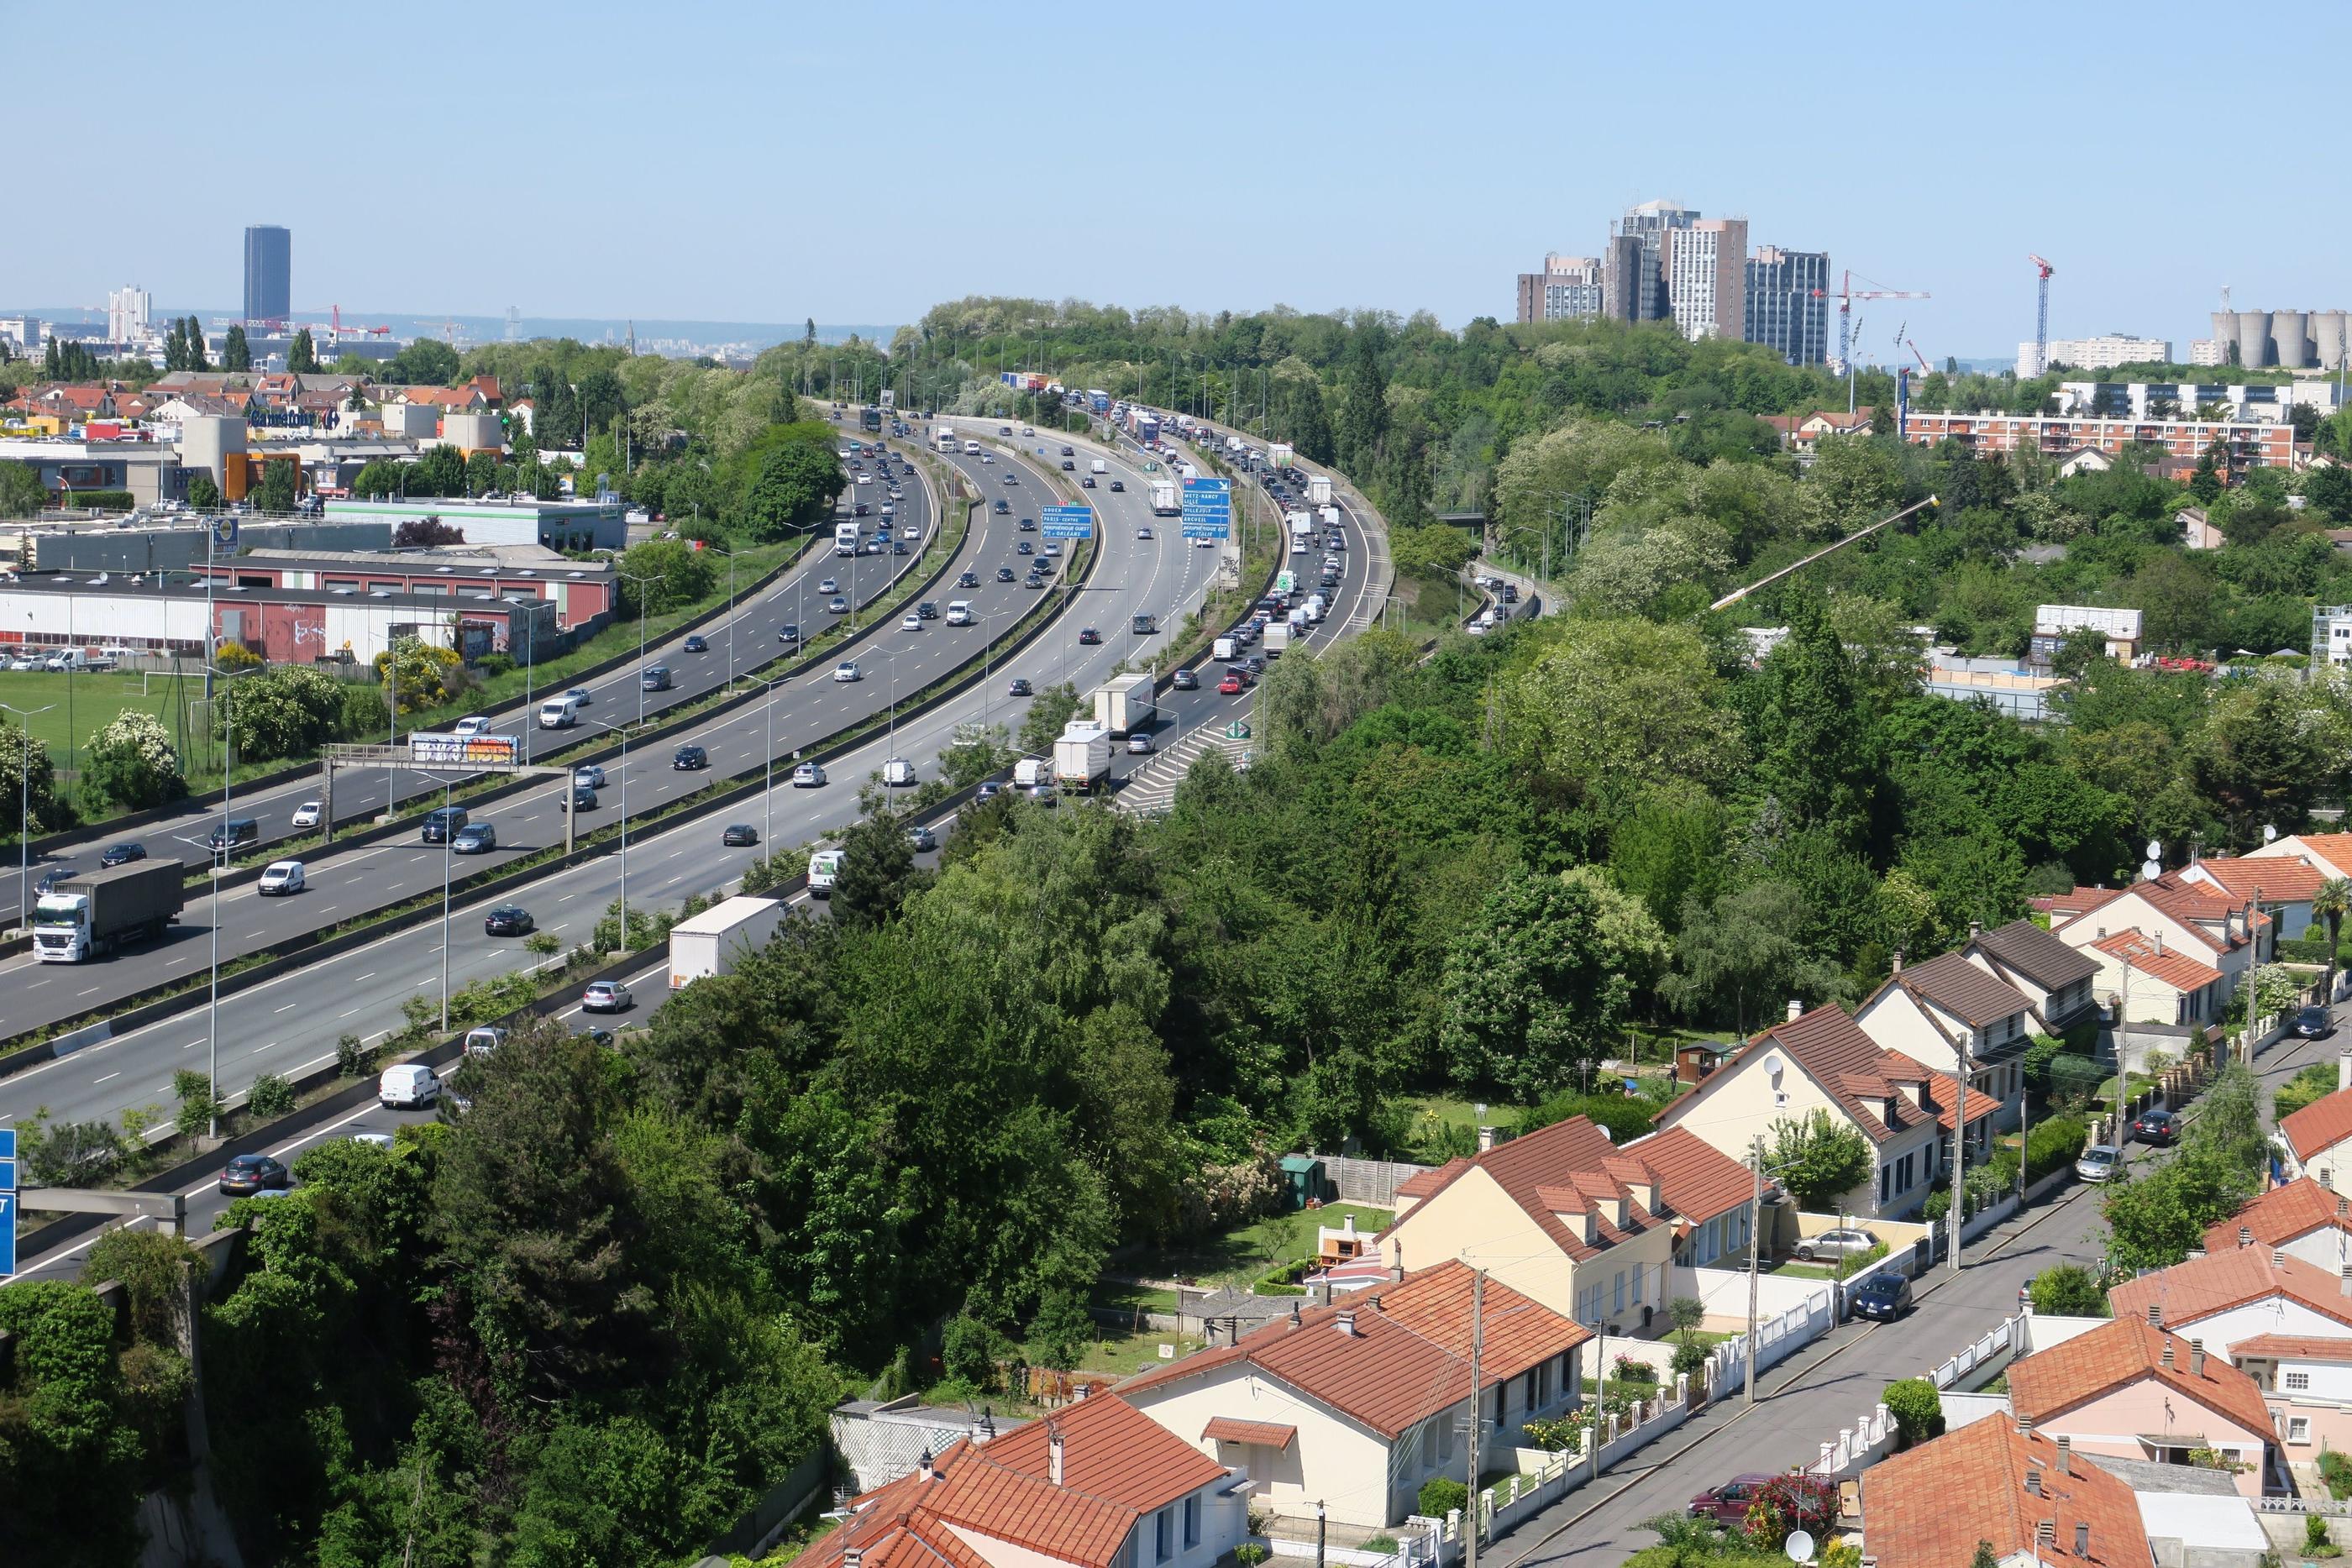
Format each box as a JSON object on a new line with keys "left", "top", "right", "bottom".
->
{"left": 818, "top": 577, "right": 839, "bottom": 594}
{"left": 581, "top": 979, "right": 633, "bottom": 1013}
{"left": 1194, "top": 536, "right": 1214, "bottom": 548}
{"left": 834, "top": 662, "right": 861, "bottom": 683}
{"left": 882, "top": 758, "right": 917, "bottom": 788}
{"left": 792, "top": 762, "right": 827, "bottom": 788}
{"left": 290, "top": 800, "right": 323, "bottom": 829}
{"left": 2076, "top": 1145, "right": 2122, "bottom": 1183}
{"left": 452, "top": 716, "right": 492, "bottom": 737}
{"left": 257, "top": 860, "right": 306, "bottom": 895}
{"left": 901, "top": 613, "right": 922, "bottom": 631}
{"left": 1137, "top": 526, "right": 1153, "bottom": 539}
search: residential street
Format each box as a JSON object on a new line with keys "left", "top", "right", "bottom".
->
{"left": 1488, "top": 1007, "right": 2343, "bottom": 1568}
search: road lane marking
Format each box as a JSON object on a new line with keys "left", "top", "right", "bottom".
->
{"left": 92, "top": 1071, "right": 119, "bottom": 1084}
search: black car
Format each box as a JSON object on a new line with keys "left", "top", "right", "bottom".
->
{"left": 2298, "top": 1005, "right": 2335, "bottom": 1039}
{"left": 1172, "top": 669, "right": 1199, "bottom": 690}
{"left": 641, "top": 666, "right": 672, "bottom": 692}
{"left": 779, "top": 622, "right": 801, "bottom": 644}
{"left": 1078, "top": 627, "right": 1101, "bottom": 645}
{"left": 974, "top": 781, "right": 1003, "bottom": 803}
{"left": 1008, "top": 678, "right": 1033, "bottom": 697}
{"left": 573, "top": 1025, "right": 617, "bottom": 1049}
{"left": 1109, "top": 480, "right": 1125, "bottom": 492}
{"left": 893, "top": 541, "right": 908, "bottom": 554}
{"left": 218, "top": 1152, "right": 291, "bottom": 1197}
{"left": 2132, "top": 1109, "right": 2180, "bottom": 1146}
{"left": 99, "top": 842, "right": 147, "bottom": 867}
{"left": 1081, "top": 476, "right": 1096, "bottom": 488}
{"left": 674, "top": 744, "right": 709, "bottom": 771}
{"left": 1020, "top": 517, "right": 1037, "bottom": 531}
{"left": 683, "top": 634, "right": 709, "bottom": 653}
{"left": 421, "top": 805, "right": 469, "bottom": 843}
{"left": 992, "top": 499, "right": 1011, "bottom": 514}
{"left": 484, "top": 905, "right": 536, "bottom": 936}
{"left": 917, "top": 601, "right": 939, "bottom": 619}
{"left": 722, "top": 823, "right": 760, "bottom": 847}
{"left": 1244, "top": 656, "right": 1267, "bottom": 676}
{"left": 560, "top": 786, "right": 598, "bottom": 812}
{"left": 996, "top": 566, "right": 1016, "bottom": 583}
{"left": 1060, "top": 459, "right": 1076, "bottom": 471}
{"left": 1848, "top": 1271, "right": 1912, "bottom": 1322}
{"left": 959, "top": 570, "right": 980, "bottom": 588}
{"left": 1018, "top": 540, "right": 1035, "bottom": 555}
{"left": 34, "top": 866, "right": 74, "bottom": 894}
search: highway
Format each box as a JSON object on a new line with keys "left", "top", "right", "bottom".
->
{"left": 0, "top": 437, "right": 938, "bottom": 931}
{"left": 0, "top": 419, "right": 1363, "bottom": 1141}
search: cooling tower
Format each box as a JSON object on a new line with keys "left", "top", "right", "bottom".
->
{"left": 2234, "top": 310, "right": 2274, "bottom": 369}
{"left": 2316, "top": 311, "right": 2349, "bottom": 371}
{"left": 2211, "top": 312, "right": 2234, "bottom": 352}
{"left": 2274, "top": 310, "right": 2313, "bottom": 369}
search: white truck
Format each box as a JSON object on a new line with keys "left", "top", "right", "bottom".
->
{"left": 1264, "top": 622, "right": 1291, "bottom": 654}
{"left": 1269, "top": 443, "right": 1294, "bottom": 469}
{"left": 1091, "top": 672, "right": 1153, "bottom": 737}
{"left": 1014, "top": 757, "right": 1051, "bottom": 789}
{"left": 1089, "top": 457, "right": 1108, "bottom": 475}
{"left": 1317, "top": 504, "right": 1341, "bottom": 531}
{"left": 936, "top": 427, "right": 958, "bottom": 453}
{"left": 833, "top": 521, "right": 861, "bottom": 556}
{"left": 1053, "top": 720, "right": 1112, "bottom": 789}
{"left": 1149, "top": 480, "right": 1179, "bottom": 516}
{"left": 669, "top": 894, "right": 789, "bottom": 989}
{"left": 32, "top": 858, "right": 185, "bottom": 962}
{"left": 1212, "top": 636, "right": 1238, "bottom": 662}
{"left": 1308, "top": 475, "right": 1334, "bottom": 506}
{"left": 1287, "top": 510, "right": 1313, "bottom": 539}
{"left": 806, "top": 849, "right": 843, "bottom": 897}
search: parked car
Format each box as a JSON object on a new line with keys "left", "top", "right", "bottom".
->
{"left": 2298, "top": 1005, "right": 2334, "bottom": 1039}
{"left": 2076, "top": 1144, "right": 2122, "bottom": 1183}
{"left": 1847, "top": 1270, "right": 1913, "bottom": 1321}
{"left": 1793, "top": 1227, "right": 1881, "bottom": 1263}
{"left": 2131, "top": 1109, "right": 2179, "bottom": 1146}
{"left": 484, "top": 905, "right": 536, "bottom": 936}
{"left": 98, "top": 841, "right": 147, "bottom": 867}
{"left": 257, "top": 859, "right": 306, "bottom": 895}
{"left": 722, "top": 824, "right": 760, "bottom": 847}
{"left": 1688, "top": 1473, "right": 1835, "bottom": 1527}
{"left": 291, "top": 800, "right": 323, "bottom": 829}
{"left": 582, "top": 978, "right": 633, "bottom": 1013}
{"left": 218, "top": 1153, "right": 292, "bottom": 1197}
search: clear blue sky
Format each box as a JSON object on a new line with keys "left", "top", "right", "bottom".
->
{"left": 18, "top": 2, "right": 2349, "bottom": 357}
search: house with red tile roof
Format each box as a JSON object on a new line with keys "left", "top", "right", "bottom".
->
{"left": 1856, "top": 939, "right": 2041, "bottom": 1128}
{"left": 2003, "top": 1316, "right": 2276, "bottom": 1495}
{"left": 2228, "top": 1331, "right": 2352, "bottom": 1465}
{"left": 1861, "top": 1415, "right": 2152, "bottom": 1568}
{"left": 1653, "top": 1001, "right": 1998, "bottom": 1221}
{"left": 2246, "top": 832, "right": 2352, "bottom": 890}
{"left": 2204, "top": 1177, "right": 2352, "bottom": 1271}
{"left": 2049, "top": 880, "right": 2267, "bottom": 1004}
{"left": 2084, "top": 929, "right": 2228, "bottom": 1032}
{"left": 1373, "top": 1115, "right": 1755, "bottom": 1325}
{"left": 2180, "top": 852, "right": 2327, "bottom": 942}
{"left": 1116, "top": 1260, "right": 1589, "bottom": 1528}
{"left": 797, "top": 1392, "right": 1250, "bottom": 1568}
{"left": 2109, "top": 1245, "right": 2352, "bottom": 1357}
{"left": 2278, "top": 1057, "right": 2352, "bottom": 1192}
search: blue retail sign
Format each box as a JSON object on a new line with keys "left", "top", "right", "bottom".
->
{"left": 1180, "top": 477, "right": 1231, "bottom": 539}
{"left": 1042, "top": 506, "right": 1093, "bottom": 539}
{"left": 0, "top": 1127, "right": 14, "bottom": 1277}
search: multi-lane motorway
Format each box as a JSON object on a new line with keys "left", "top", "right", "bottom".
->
{"left": 0, "top": 420, "right": 1376, "bottom": 1152}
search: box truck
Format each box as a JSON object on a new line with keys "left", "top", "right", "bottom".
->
{"left": 1149, "top": 480, "right": 1179, "bottom": 516}
{"left": 1269, "top": 443, "right": 1294, "bottom": 469}
{"left": 937, "top": 427, "right": 958, "bottom": 453}
{"left": 669, "top": 895, "right": 790, "bottom": 989}
{"left": 1053, "top": 721, "right": 1112, "bottom": 789}
{"left": 32, "top": 858, "right": 184, "bottom": 962}
{"left": 1090, "top": 458, "right": 1108, "bottom": 475}
{"left": 833, "top": 521, "right": 861, "bottom": 555}
{"left": 1308, "top": 475, "right": 1334, "bottom": 506}
{"left": 1264, "top": 622, "right": 1291, "bottom": 654}
{"left": 1287, "top": 510, "right": 1313, "bottom": 538}
{"left": 1091, "top": 672, "right": 1154, "bottom": 737}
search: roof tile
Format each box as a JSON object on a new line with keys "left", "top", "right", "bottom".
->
{"left": 2282, "top": 1086, "right": 2352, "bottom": 1162}
{"left": 2006, "top": 1317, "right": 2275, "bottom": 1440}
{"left": 2202, "top": 1177, "right": 2352, "bottom": 1253}
{"left": 1970, "top": 918, "right": 2101, "bottom": 991}
{"left": 2109, "top": 1245, "right": 2352, "bottom": 1334}
{"left": 1861, "top": 1419, "right": 2150, "bottom": 1568}
{"left": 1897, "top": 950, "right": 2034, "bottom": 1028}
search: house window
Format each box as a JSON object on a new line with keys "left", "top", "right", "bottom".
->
{"left": 1633, "top": 1264, "right": 1646, "bottom": 1304}
{"left": 1441, "top": 1407, "right": 1457, "bottom": 1460}
{"left": 1156, "top": 1507, "right": 1173, "bottom": 1561}
{"left": 1774, "top": 1090, "right": 1789, "bottom": 1109}
{"left": 1613, "top": 1271, "right": 1626, "bottom": 1314}
{"left": 1880, "top": 1165, "right": 1892, "bottom": 1203}
{"left": 2291, "top": 1418, "right": 2313, "bottom": 1445}
{"left": 2287, "top": 1371, "right": 2312, "bottom": 1392}
{"left": 1184, "top": 1496, "right": 1200, "bottom": 1549}
{"left": 1524, "top": 1368, "right": 1538, "bottom": 1409}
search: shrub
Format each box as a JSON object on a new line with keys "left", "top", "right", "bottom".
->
{"left": 333, "top": 1031, "right": 378, "bottom": 1078}
{"left": 1522, "top": 1415, "right": 1582, "bottom": 1451}
{"left": 1613, "top": 1355, "right": 1658, "bottom": 1383}
{"left": 1362, "top": 1537, "right": 1399, "bottom": 1556}
{"left": 941, "top": 1314, "right": 1001, "bottom": 1390}
{"left": 2028, "top": 1264, "right": 2109, "bottom": 1316}
{"left": 1672, "top": 1340, "right": 1712, "bottom": 1378}
{"left": 244, "top": 1072, "right": 295, "bottom": 1120}
{"left": 2320, "top": 1448, "right": 2352, "bottom": 1501}
{"left": 1883, "top": 1377, "right": 1943, "bottom": 1450}
{"left": 2308, "top": 1513, "right": 2334, "bottom": 1554}
{"left": 475, "top": 653, "right": 516, "bottom": 678}
{"left": 1417, "top": 1477, "right": 1469, "bottom": 1519}
{"left": 81, "top": 711, "right": 186, "bottom": 811}
{"left": 2024, "top": 1114, "right": 2088, "bottom": 1183}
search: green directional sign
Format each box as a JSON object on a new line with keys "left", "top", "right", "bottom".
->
{"left": 1225, "top": 720, "right": 1252, "bottom": 740}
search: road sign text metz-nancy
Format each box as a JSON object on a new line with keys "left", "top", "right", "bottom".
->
{"left": 1180, "top": 477, "right": 1231, "bottom": 539}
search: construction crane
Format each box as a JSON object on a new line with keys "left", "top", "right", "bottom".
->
{"left": 327, "top": 305, "right": 391, "bottom": 343}
{"left": 1907, "top": 339, "right": 1932, "bottom": 375}
{"left": 2028, "top": 254, "right": 2055, "bottom": 375}
{"left": 1830, "top": 270, "right": 1929, "bottom": 372}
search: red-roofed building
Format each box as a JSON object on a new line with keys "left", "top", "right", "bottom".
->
{"left": 2230, "top": 1330, "right": 2352, "bottom": 1463}
{"left": 1116, "top": 1260, "right": 1590, "bottom": 1528}
{"left": 2110, "top": 1246, "right": 2352, "bottom": 1357}
{"left": 1856, "top": 941, "right": 2040, "bottom": 1128}
{"left": 2004, "top": 1317, "right": 2276, "bottom": 1495}
{"left": 2279, "top": 1059, "right": 2352, "bottom": 1191}
{"left": 2204, "top": 1177, "right": 2352, "bottom": 1270}
{"left": 799, "top": 1392, "right": 1249, "bottom": 1568}
{"left": 1654, "top": 1001, "right": 1998, "bottom": 1220}
{"left": 2050, "top": 881, "right": 2267, "bottom": 1007}
{"left": 1373, "top": 1116, "right": 1756, "bottom": 1321}
{"left": 1861, "top": 1416, "right": 2152, "bottom": 1568}
{"left": 2181, "top": 853, "right": 2326, "bottom": 942}
{"left": 2086, "top": 930, "right": 2227, "bottom": 1030}
{"left": 2246, "top": 832, "right": 2352, "bottom": 889}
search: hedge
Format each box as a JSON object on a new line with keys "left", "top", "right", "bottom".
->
{"left": 60, "top": 489, "right": 134, "bottom": 511}
{"left": 2025, "top": 1114, "right": 2088, "bottom": 1183}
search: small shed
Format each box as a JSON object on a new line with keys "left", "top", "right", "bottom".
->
{"left": 1676, "top": 1041, "right": 1734, "bottom": 1087}
{"left": 1278, "top": 1154, "right": 1327, "bottom": 1210}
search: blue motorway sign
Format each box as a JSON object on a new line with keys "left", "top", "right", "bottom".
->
{"left": 1042, "top": 505, "right": 1094, "bottom": 540}
{"left": 0, "top": 1126, "right": 13, "bottom": 1277}
{"left": 1180, "top": 476, "right": 1231, "bottom": 539}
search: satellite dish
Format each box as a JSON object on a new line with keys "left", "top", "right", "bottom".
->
{"left": 2141, "top": 860, "right": 2162, "bottom": 883}
{"left": 2265, "top": 824, "right": 2280, "bottom": 843}
{"left": 1785, "top": 1530, "right": 1815, "bottom": 1564}
{"left": 2145, "top": 840, "right": 2163, "bottom": 861}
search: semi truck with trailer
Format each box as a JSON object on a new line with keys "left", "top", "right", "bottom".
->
{"left": 1308, "top": 475, "right": 1334, "bottom": 506}
{"left": 1090, "top": 672, "right": 1154, "bottom": 737}
{"left": 32, "top": 858, "right": 185, "bottom": 962}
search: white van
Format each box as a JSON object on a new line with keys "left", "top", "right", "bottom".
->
{"left": 1090, "top": 458, "right": 1108, "bottom": 475}
{"left": 808, "top": 848, "right": 843, "bottom": 898}
{"left": 1013, "top": 758, "right": 1049, "bottom": 789}
{"left": 538, "top": 695, "right": 580, "bottom": 729}
{"left": 1212, "top": 636, "right": 1237, "bottom": 661}
{"left": 945, "top": 600, "right": 974, "bottom": 627}
{"left": 1305, "top": 595, "right": 1327, "bottom": 624}
{"left": 379, "top": 1062, "right": 440, "bottom": 1109}
{"left": 453, "top": 715, "right": 493, "bottom": 737}
{"left": 44, "top": 648, "right": 84, "bottom": 672}
{"left": 963, "top": 440, "right": 982, "bottom": 455}
{"left": 834, "top": 521, "right": 861, "bottom": 556}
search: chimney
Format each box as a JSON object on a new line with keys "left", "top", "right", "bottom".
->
{"left": 2056, "top": 1435, "right": 2072, "bottom": 1476}
{"left": 2035, "top": 1521, "right": 2056, "bottom": 1553}
{"left": 918, "top": 1448, "right": 934, "bottom": 1482}
{"left": 2025, "top": 1464, "right": 2044, "bottom": 1497}
{"left": 2076, "top": 1523, "right": 2090, "bottom": 1558}
{"left": 2187, "top": 1248, "right": 2207, "bottom": 1261}
{"left": 2275, "top": 1247, "right": 2288, "bottom": 1269}
{"left": 1970, "top": 920, "right": 1983, "bottom": 939}
{"left": 846, "top": 1551, "right": 864, "bottom": 1568}
{"left": 1788, "top": 998, "right": 1804, "bottom": 1022}
{"left": 1336, "top": 1310, "right": 1357, "bottom": 1337}
{"left": 2338, "top": 1196, "right": 2348, "bottom": 1219}
{"left": 1891, "top": 950, "right": 1903, "bottom": 974}
{"left": 2146, "top": 1303, "right": 2164, "bottom": 1328}
{"left": 1371, "top": 1294, "right": 1384, "bottom": 1313}
{"left": 1343, "top": 1214, "right": 1357, "bottom": 1237}
{"left": 1048, "top": 1429, "right": 1065, "bottom": 1487}
{"left": 2192, "top": 1339, "right": 2207, "bottom": 1377}
{"left": 2016, "top": 1414, "right": 2035, "bottom": 1438}
{"left": 1477, "top": 1125, "right": 1497, "bottom": 1152}
{"left": 1074, "top": 1382, "right": 1091, "bottom": 1402}
{"left": 2153, "top": 930, "right": 2165, "bottom": 957}
{"left": 2339, "top": 1048, "right": 2351, "bottom": 1093}
{"left": 2160, "top": 1338, "right": 2176, "bottom": 1369}
{"left": 2340, "top": 1261, "right": 2352, "bottom": 1298}
{"left": 2239, "top": 1225, "right": 2254, "bottom": 1247}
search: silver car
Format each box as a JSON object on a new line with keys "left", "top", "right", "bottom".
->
{"left": 1793, "top": 1227, "right": 1882, "bottom": 1262}
{"left": 2076, "top": 1145, "right": 2122, "bottom": 1183}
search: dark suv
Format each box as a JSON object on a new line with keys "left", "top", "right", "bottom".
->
{"left": 421, "top": 806, "right": 469, "bottom": 843}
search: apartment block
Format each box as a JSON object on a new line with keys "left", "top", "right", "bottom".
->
{"left": 1898, "top": 412, "right": 2297, "bottom": 468}
{"left": 2018, "top": 333, "right": 2174, "bottom": 375}
{"left": 1515, "top": 254, "right": 1604, "bottom": 324}
{"left": 1744, "top": 245, "right": 1830, "bottom": 364}
{"left": 1665, "top": 218, "right": 1746, "bottom": 342}
{"left": 1619, "top": 200, "right": 1697, "bottom": 323}
{"left": 1599, "top": 233, "right": 1648, "bottom": 323}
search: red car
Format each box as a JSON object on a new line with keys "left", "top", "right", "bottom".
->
{"left": 1688, "top": 1472, "right": 1835, "bottom": 1529}
{"left": 1217, "top": 673, "right": 1245, "bottom": 695}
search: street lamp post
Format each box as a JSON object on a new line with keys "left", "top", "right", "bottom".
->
{"left": 617, "top": 570, "right": 667, "bottom": 725}
{"left": 580, "top": 719, "right": 633, "bottom": 954}
{"left": 169, "top": 662, "right": 244, "bottom": 1139}
{"left": 0, "top": 700, "right": 56, "bottom": 930}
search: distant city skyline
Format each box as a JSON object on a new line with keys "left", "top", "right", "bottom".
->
{"left": 11, "top": 2, "right": 2350, "bottom": 359}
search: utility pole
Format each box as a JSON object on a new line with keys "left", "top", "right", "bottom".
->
{"left": 1466, "top": 1266, "right": 1483, "bottom": 1568}
{"left": 1949, "top": 1021, "right": 1972, "bottom": 1277}
{"left": 1746, "top": 1135, "right": 1764, "bottom": 1405}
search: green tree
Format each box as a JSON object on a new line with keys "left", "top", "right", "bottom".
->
{"left": 2188, "top": 441, "right": 2224, "bottom": 505}
{"left": 1440, "top": 868, "right": 1643, "bottom": 1099}
{"left": 255, "top": 459, "right": 297, "bottom": 514}
{"left": 349, "top": 459, "right": 404, "bottom": 499}
{"left": 1882, "top": 1377, "right": 1943, "bottom": 1449}
{"left": 184, "top": 471, "right": 222, "bottom": 510}
{"left": 221, "top": 323, "right": 251, "bottom": 371}
{"left": 2027, "top": 1263, "right": 2108, "bottom": 1316}
{"left": 1335, "top": 328, "right": 1389, "bottom": 479}
{"left": 739, "top": 436, "right": 847, "bottom": 540}
{"left": 830, "top": 809, "right": 921, "bottom": 931}
{"left": 287, "top": 327, "right": 318, "bottom": 375}
{"left": 1767, "top": 1109, "right": 1874, "bottom": 1209}
{"left": 0, "top": 1282, "right": 156, "bottom": 1563}
{"left": 0, "top": 458, "right": 47, "bottom": 517}
{"left": 1029, "top": 1286, "right": 1093, "bottom": 1371}
{"left": 1664, "top": 881, "right": 1838, "bottom": 1038}
{"left": 1018, "top": 680, "right": 1084, "bottom": 758}
{"left": 612, "top": 536, "right": 717, "bottom": 615}
{"left": 0, "top": 718, "right": 62, "bottom": 833}
{"left": 1752, "top": 593, "right": 1878, "bottom": 847}
{"left": 1504, "top": 619, "right": 1742, "bottom": 814}
{"left": 81, "top": 711, "right": 186, "bottom": 810}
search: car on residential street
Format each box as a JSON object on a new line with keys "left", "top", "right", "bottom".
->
{"left": 1848, "top": 1270, "right": 1913, "bottom": 1321}
{"left": 484, "top": 905, "right": 535, "bottom": 936}
{"left": 218, "top": 1152, "right": 292, "bottom": 1198}
{"left": 1793, "top": 1227, "right": 1881, "bottom": 1262}
{"left": 722, "top": 824, "right": 760, "bottom": 847}
{"left": 99, "top": 841, "right": 148, "bottom": 867}
{"left": 2298, "top": 1005, "right": 2334, "bottom": 1039}
{"left": 1688, "top": 1473, "right": 1835, "bottom": 1527}
{"left": 2076, "top": 1144, "right": 2122, "bottom": 1183}
{"left": 581, "top": 979, "right": 633, "bottom": 1013}
{"left": 2131, "top": 1109, "right": 2179, "bottom": 1146}
{"left": 257, "top": 860, "right": 306, "bottom": 895}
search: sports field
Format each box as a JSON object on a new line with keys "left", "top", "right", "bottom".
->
{"left": 0, "top": 666, "right": 218, "bottom": 773}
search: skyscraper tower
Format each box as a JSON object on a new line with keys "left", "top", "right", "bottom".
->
{"left": 1619, "top": 200, "right": 1698, "bottom": 322}
{"left": 243, "top": 225, "right": 291, "bottom": 325}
